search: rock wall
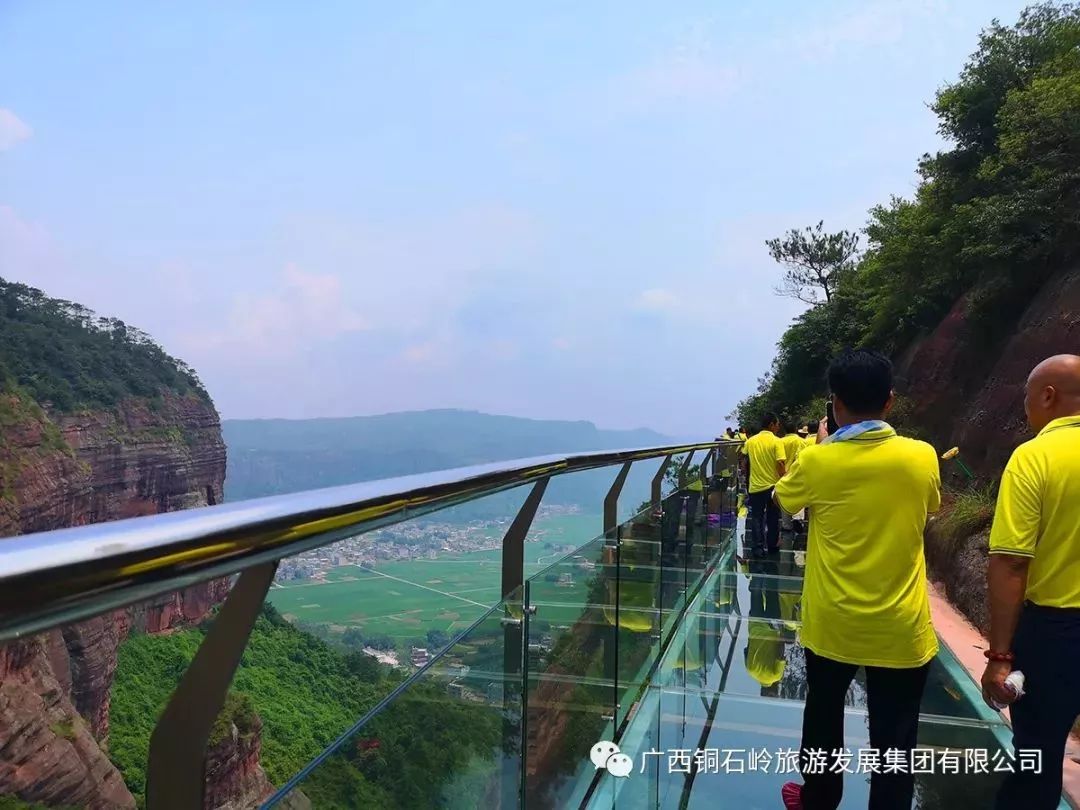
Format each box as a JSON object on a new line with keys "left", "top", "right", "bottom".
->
{"left": 0, "top": 638, "right": 135, "bottom": 809}
{"left": 204, "top": 713, "right": 275, "bottom": 810}
{"left": 899, "top": 265, "right": 1080, "bottom": 476}
{"left": 0, "top": 391, "right": 234, "bottom": 807}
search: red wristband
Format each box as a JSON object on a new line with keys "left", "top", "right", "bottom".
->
{"left": 983, "top": 650, "right": 1015, "bottom": 662}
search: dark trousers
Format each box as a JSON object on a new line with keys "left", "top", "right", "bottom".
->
{"left": 747, "top": 488, "right": 780, "bottom": 553}
{"left": 996, "top": 603, "right": 1080, "bottom": 809}
{"left": 801, "top": 649, "right": 930, "bottom": 810}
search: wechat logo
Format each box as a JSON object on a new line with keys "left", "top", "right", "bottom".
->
{"left": 590, "top": 740, "right": 633, "bottom": 778}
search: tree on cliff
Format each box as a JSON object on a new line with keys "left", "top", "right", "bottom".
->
{"left": 765, "top": 221, "right": 860, "bottom": 304}
{"left": 735, "top": 1, "right": 1080, "bottom": 429}
{"left": 0, "top": 278, "right": 209, "bottom": 411}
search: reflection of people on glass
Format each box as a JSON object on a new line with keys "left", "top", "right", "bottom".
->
{"left": 602, "top": 530, "right": 658, "bottom": 634}
{"left": 744, "top": 557, "right": 786, "bottom": 697}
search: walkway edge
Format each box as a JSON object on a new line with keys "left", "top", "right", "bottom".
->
{"left": 929, "top": 581, "right": 1080, "bottom": 809}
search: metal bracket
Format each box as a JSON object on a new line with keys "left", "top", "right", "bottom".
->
{"left": 677, "top": 450, "right": 696, "bottom": 488}
{"left": 603, "top": 461, "right": 633, "bottom": 539}
{"left": 651, "top": 454, "right": 673, "bottom": 511}
{"left": 146, "top": 562, "right": 277, "bottom": 810}
{"left": 501, "top": 478, "right": 548, "bottom": 601}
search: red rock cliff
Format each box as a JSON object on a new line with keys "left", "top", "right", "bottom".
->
{"left": 0, "top": 390, "right": 229, "bottom": 806}
{"left": 898, "top": 265, "right": 1080, "bottom": 475}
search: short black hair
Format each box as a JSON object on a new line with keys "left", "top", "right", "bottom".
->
{"left": 805, "top": 420, "right": 818, "bottom": 433}
{"left": 759, "top": 411, "right": 779, "bottom": 430}
{"left": 784, "top": 420, "right": 798, "bottom": 434}
{"left": 827, "top": 349, "right": 893, "bottom": 415}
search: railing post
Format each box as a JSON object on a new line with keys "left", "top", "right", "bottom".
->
{"left": 603, "top": 461, "right": 632, "bottom": 539}
{"left": 601, "top": 462, "right": 631, "bottom": 737}
{"left": 651, "top": 454, "right": 673, "bottom": 512}
{"left": 500, "top": 478, "right": 547, "bottom": 809}
{"left": 676, "top": 450, "right": 696, "bottom": 489}
{"left": 146, "top": 562, "right": 277, "bottom": 810}
{"left": 501, "top": 478, "right": 548, "bottom": 601}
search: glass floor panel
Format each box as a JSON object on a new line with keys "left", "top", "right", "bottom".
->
{"left": 590, "top": 689, "right": 1016, "bottom": 810}
{"left": 577, "top": 535, "right": 1069, "bottom": 810}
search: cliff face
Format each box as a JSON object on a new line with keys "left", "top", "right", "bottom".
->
{"left": 204, "top": 712, "right": 275, "bottom": 810}
{"left": 899, "top": 265, "right": 1080, "bottom": 475}
{"left": 901, "top": 266, "right": 1080, "bottom": 635}
{"left": 0, "top": 391, "right": 230, "bottom": 806}
{"left": 0, "top": 637, "right": 135, "bottom": 809}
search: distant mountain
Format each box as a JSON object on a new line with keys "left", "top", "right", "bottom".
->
{"left": 223, "top": 409, "right": 673, "bottom": 517}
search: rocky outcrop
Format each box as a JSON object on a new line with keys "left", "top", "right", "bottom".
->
{"left": 59, "top": 613, "right": 127, "bottom": 743}
{"left": 129, "top": 578, "right": 232, "bottom": 635}
{"left": 0, "top": 390, "right": 228, "bottom": 807}
{"left": 899, "top": 265, "right": 1080, "bottom": 476}
{"left": 204, "top": 712, "right": 275, "bottom": 810}
{"left": 924, "top": 515, "right": 992, "bottom": 635}
{"left": 0, "top": 638, "right": 136, "bottom": 809}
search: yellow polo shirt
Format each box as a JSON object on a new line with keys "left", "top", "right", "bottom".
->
{"left": 804, "top": 435, "right": 818, "bottom": 447}
{"left": 774, "top": 425, "right": 941, "bottom": 668}
{"left": 744, "top": 430, "right": 786, "bottom": 493}
{"left": 988, "top": 414, "right": 1080, "bottom": 607}
{"left": 782, "top": 434, "right": 805, "bottom": 468}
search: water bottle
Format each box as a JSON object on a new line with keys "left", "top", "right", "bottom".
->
{"left": 990, "top": 671, "right": 1026, "bottom": 711}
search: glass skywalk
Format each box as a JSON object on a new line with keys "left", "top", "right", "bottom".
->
{"left": 258, "top": 468, "right": 1064, "bottom": 809}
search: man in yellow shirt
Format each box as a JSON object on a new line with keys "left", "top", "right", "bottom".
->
{"left": 780, "top": 421, "right": 807, "bottom": 537}
{"left": 982, "top": 354, "right": 1080, "bottom": 810}
{"left": 803, "top": 421, "right": 819, "bottom": 446}
{"left": 781, "top": 420, "right": 805, "bottom": 467}
{"left": 744, "top": 412, "right": 786, "bottom": 556}
{"left": 774, "top": 350, "right": 941, "bottom": 810}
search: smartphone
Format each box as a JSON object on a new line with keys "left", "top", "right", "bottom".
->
{"left": 825, "top": 399, "right": 838, "bottom": 435}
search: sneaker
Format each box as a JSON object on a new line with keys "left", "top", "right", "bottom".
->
{"left": 781, "top": 781, "right": 803, "bottom": 809}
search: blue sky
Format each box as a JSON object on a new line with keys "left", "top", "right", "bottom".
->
{"left": 0, "top": 1, "right": 1032, "bottom": 436}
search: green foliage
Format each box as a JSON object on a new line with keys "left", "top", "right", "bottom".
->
{"left": 738, "top": 3, "right": 1080, "bottom": 425}
{"left": 765, "top": 220, "right": 860, "bottom": 304}
{"left": 0, "top": 277, "right": 209, "bottom": 412}
{"left": 109, "top": 604, "right": 502, "bottom": 808}
{"left": 48, "top": 718, "right": 77, "bottom": 740}
{"left": 939, "top": 485, "right": 998, "bottom": 540}
{"left": 0, "top": 798, "right": 72, "bottom": 810}
{"left": 208, "top": 692, "right": 259, "bottom": 748}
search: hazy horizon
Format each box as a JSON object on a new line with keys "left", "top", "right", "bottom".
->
{"left": 1, "top": 1, "right": 1032, "bottom": 435}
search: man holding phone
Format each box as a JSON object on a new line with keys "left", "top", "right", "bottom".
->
{"left": 775, "top": 349, "right": 941, "bottom": 810}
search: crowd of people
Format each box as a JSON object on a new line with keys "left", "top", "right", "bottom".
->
{"left": 719, "top": 349, "right": 1080, "bottom": 810}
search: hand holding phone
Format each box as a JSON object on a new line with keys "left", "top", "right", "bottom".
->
{"left": 825, "top": 398, "right": 839, "bottom": 435}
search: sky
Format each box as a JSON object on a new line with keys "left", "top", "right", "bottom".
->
{"left": 0, "top": 1, "right": 1034, "bottom": 436}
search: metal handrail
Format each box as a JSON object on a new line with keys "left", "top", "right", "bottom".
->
{"left": 0, "top": 440, "right": 731, "bottom": 642}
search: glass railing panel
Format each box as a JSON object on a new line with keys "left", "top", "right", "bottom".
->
{"left": 523, "top": 538, "right": 617, "bottom": 807}
{"left": 658, "top": 490, "right": 691, "bottom": 636}
{"left": 266, "top": 594, "right": 523, "bottom": 808}
{"left": 613, "top": 524, "right": 664, "bottom": 733}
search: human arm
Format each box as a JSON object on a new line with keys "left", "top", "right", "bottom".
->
{"left": 980, "top": 460, "right": 1040, "bottom": 707}
{"left": 773, "top": 454, "right": 809, "bottom": 514}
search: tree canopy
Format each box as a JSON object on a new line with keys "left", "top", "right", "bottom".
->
{"left": 0, "top": 278, "right": 209, "bottom": 412}
{"left": 765, "top": 221, "right": 859, "bottom": 304}
{"left": 736, "top": 2, "right": 1080, "bottom": 430}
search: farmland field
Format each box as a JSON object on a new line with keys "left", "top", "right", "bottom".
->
{"left": 268, "top": 512, "right": 603, "bottom": 644}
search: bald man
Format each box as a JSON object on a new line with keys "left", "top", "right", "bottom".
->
{"left": 982, "top": 354, "right": 1080, "bottom": 809}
